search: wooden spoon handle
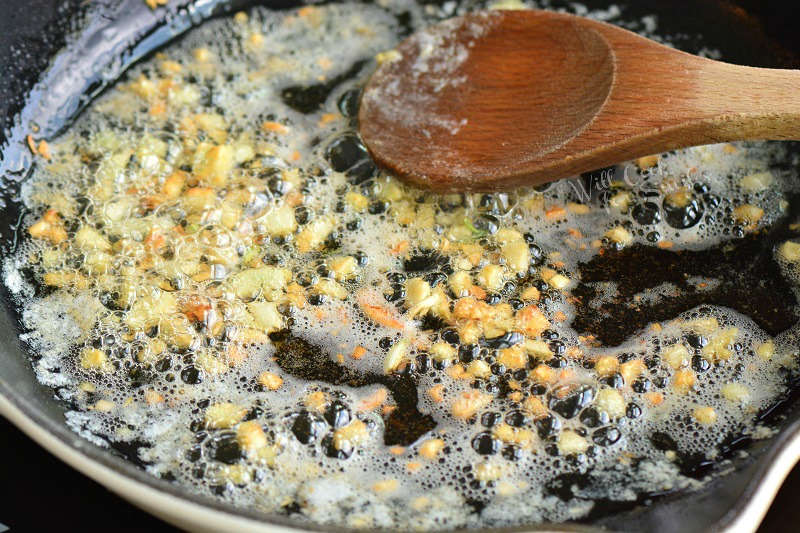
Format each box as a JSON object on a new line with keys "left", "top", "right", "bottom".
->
{"left": 358, "top": 10, "right": 800, "bottom": 192}
{"left": 586, "top": 22, "right": 800, "bottom": 156}
{"left": 518, "top": 59, "right": 800, "bottom": 185}
{"left": 692, "top": 62, "right": 800, "bottom": 140}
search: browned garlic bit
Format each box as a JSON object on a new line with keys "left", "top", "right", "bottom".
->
{"left": 7, "top": 1, "right": 800, "bottom": 531}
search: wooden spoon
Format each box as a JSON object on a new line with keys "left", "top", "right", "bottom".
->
{"left": 358, "top": 9, "right": 800, "bottom": 192}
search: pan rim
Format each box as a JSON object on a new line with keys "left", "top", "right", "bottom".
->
{"left": 0, "top": 380, "right": 601, "bottom": 533}
{"left": 3, "top": 380, "right": 800, "bottom": 532}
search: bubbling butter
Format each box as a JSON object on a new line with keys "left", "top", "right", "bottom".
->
{"left": 5, "top": 0, "right": 800, "bottom": 530}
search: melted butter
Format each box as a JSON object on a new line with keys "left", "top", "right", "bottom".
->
{"left": 5, "top": 1, "right": 800, "bottom": 530}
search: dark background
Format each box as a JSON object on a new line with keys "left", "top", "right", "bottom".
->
{"left": 0, "top": 415, "right": 797, "bottom": 531}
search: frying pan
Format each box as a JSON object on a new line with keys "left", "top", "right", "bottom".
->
{"left": 2, "top": 0, "right": 800, "bottom": 531}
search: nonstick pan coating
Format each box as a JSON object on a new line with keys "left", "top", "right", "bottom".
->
{"left": 2, "top": 0, "right": 800, "bottom": 531}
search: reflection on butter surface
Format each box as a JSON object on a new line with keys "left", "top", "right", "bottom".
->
{"left": 5, "top": 0, "right": 800, "bottom": 529}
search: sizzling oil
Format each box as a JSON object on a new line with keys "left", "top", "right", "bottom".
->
{"left": 4, "top": 0, "right": 800, "bottom": 530}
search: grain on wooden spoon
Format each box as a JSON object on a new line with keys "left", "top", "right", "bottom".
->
{"left": 358, "top": 9, "right": 800, "bottom": 192}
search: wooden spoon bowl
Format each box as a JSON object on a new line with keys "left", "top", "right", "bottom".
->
{"left": 359, "top": 10, "right": 800, "bottom": 191}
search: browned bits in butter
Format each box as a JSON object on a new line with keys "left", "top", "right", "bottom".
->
{"left": 12, "top": 3, "right": 798, "bottom": 528}
{"left": 258, "top": 372, "right": 283, "bottom": 390}
{"left": 452, "top": 390, "right": 492, "bottom": 419}
{"left": 145, "top": 0, "right": 168, "bottom": 9}
{"left": 418, "top": 438, "right": 445, "bottom": 460}
{"left": 28, "top": 209, "right": 67, "bottom": 244}
{"left": 237, "top": 420, "right": 268, "bottom": 453}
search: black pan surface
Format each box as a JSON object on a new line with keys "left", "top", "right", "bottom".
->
{"left": 2, "top": 1, "right": 800, "bottom": 531}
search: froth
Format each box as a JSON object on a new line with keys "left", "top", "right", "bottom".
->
{"left": 4, "top": 0, "right": 800, "bottom": 530}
